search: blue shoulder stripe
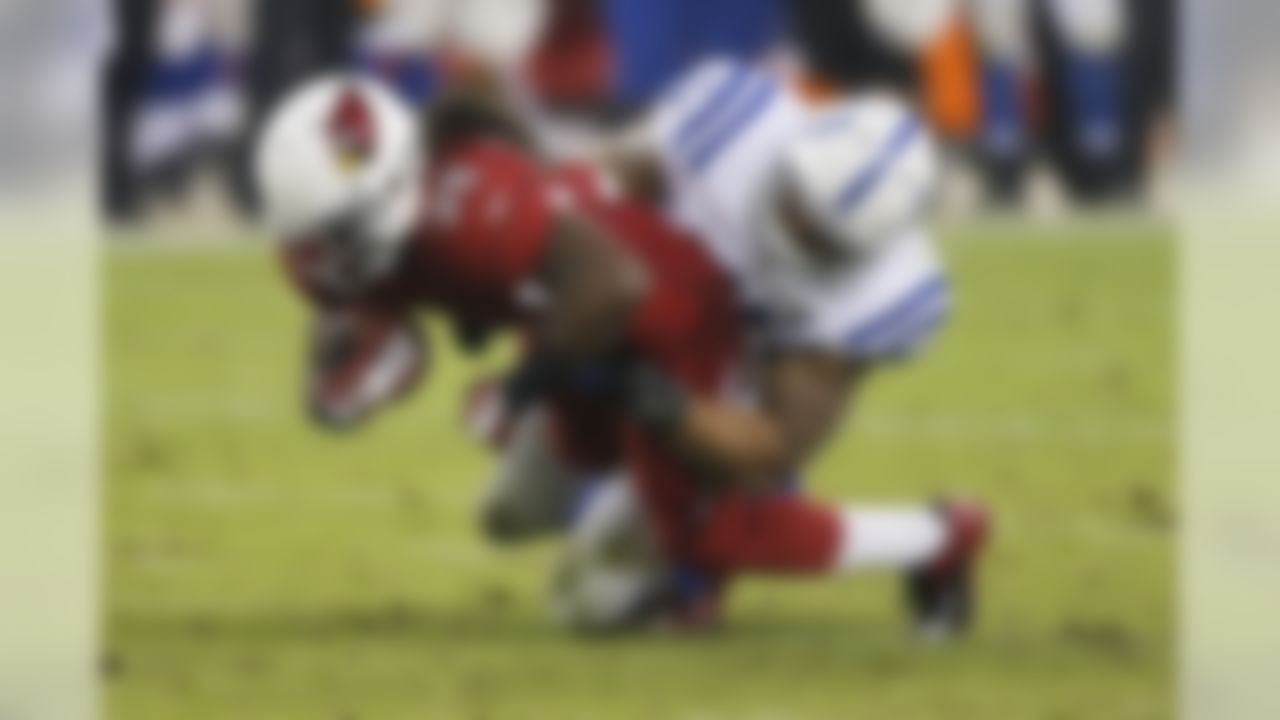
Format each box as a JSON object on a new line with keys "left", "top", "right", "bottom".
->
{"left": 868, "top": 301, "right": 950, "bottom": 358}
{"left": 846, "top": 275, "right": 949, "bottom": 354}
{"left": 834, "top": 115, "right": 922, "bottom": 214}
{"left": 685, "top": 79, "right": 778, "bottom": 173}
{"left": 673, "top": 64, "right": 754, "bottom": 150}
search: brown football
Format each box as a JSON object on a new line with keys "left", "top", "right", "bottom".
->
{"left": 307, "top": 306, "right": 428, "bottom": 429}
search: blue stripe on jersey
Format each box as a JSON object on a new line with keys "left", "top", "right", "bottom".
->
{"left": 846, "top": 275, "right": 949, "bottom": 356}
{"left": 868, "top": 300, "right": 949, "bottom": 358}
{"left": 674, "top": 64, "right": 755, "bottom": 150}
{"left": 686, "top": 78, "right": 777, "bottom": 173}
{"left": 834, "top": 115, "right": 922, "bottom": 214}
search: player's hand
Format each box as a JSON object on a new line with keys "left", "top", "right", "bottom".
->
{"left": 502, "top": 350, "right": 566, "bottom": 415}
{"left": 503, "top": 350, "right": 628, "bottom": 414}
{"left": 621, "top": 362, "right": 689, "bottom": 436}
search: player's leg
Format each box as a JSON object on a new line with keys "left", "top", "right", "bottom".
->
{"left": 619, "top": 421, "right": 982, "bottom": 576}
{"left": 477, "top": 404, "right": 583, "bottom": 543}
{"left": 548, "top": 475, "right": 671, "bottom": 632}
{"left": 620, "top": 427, "right": 990, "bottom": 634}
{"left": 693, "top": 492, "right": 990, "bottom": 636}
{"left": 558, "top": 455, "right": 990, "bottom": 635}
{"left": 473, "top": 375, "right": 625, "bottom": 544}
{"left": 696, "top": 494, "right": 954, "bottom": 572}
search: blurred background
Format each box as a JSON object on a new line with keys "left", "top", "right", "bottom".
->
{"left": 101, "top": 0, "right": 1176, "bottom": 231}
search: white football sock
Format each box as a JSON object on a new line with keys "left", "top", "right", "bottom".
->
{"left": 834, "top": 506, "right": 948, "bottom": 572}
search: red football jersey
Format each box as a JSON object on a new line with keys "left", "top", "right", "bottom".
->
{"left": 284, "top": 138, "right": 742, "bottom": 398}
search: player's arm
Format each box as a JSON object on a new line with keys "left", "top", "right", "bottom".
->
{"left": 595, "top": 130, "right": 670, "bottom": 206}
{"left": 501, "top": 213, "right": 648, "bottom": 411}
{"left": 536, "top": 213, "right": 649, "bottom": 358}
{"left": 627, "top": 353, "right": 867, "bottom": 488}
{"left": 759, "top": 352, "right": 869, "bottom": 469}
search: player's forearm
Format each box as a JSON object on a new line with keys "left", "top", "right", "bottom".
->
{"left": 540, "top": 274, "right": 642, "bottom": 358}
{"left": 539, "top": 217, "right": 649, "bottom": 359}
{"left": 597, "top": 147, "right": 669, "bottom": 206}
{"left": 623, "top": 364, "right": 798, "bottom": 488}
{"left": 674, "top": 400, "right": 796, "bottom": 488}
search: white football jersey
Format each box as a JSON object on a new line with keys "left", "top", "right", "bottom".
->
{"left": 644, "top": 58, "right": 950, "bottom": 363}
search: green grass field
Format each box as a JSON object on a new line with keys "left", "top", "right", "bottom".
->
{"left": 106, "top": 222, "right": 1174, "bottom": 719}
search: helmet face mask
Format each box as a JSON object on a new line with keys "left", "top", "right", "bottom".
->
{"left": 292, "top": 210, "right": 407, "bottom": 297}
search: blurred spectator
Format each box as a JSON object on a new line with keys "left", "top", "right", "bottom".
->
{"left": 937, "top": 0, "right": 1175, "bottom": 209}
{"left": 102, "top": 0, "right": 159, "bottom": 222}
{"left": 130, "top": 0, "right": 245, "bottom": 209}
{"left": 357, "top": 0, "right": 448, "bottom": 107}
{"left": 1124, "top": 0, "right": 1176, "bottom": 193}
{"left": 1033, "top": 0, "right": 1131, "bottom": 203}
{"left": 966, "top": 0, "right": 1033, "bottom": 205}
{"left": 525, "top": 0, "right": 612, "bottom": 111}
{"left": 100, "top": 0, "right": 1178, "bottom": 227}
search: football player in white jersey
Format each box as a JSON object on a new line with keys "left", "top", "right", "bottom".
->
{"left": 633, "top": 57, "right": 947, "bottom": 373}
{"left": 476, "top": 57, "right": 992, "bottom": 636}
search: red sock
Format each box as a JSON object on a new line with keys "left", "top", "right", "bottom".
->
{"left": 695, "top": 494, "right": 843, "bottom": 574}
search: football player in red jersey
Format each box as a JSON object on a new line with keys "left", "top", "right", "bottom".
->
{"left": 255, "top": 74, "right": 985, "bottom": 635}
{"left": 257, "top": 76, "right": 653, "bottom": 430}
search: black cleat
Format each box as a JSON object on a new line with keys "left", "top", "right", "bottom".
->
{"left": 905, "top": 500, "right": 991, "bottom": 641}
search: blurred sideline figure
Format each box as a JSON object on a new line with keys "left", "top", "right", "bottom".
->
{"left": 129, "top": 0, "right": 246, "bottom": 213}
{"left": 355, "top": 0, "right": 448, "bottom": 107}
{"left": 967, "top": 0, "right": 1033, "bottom": 204}
{"left": 788, "top": 0, "right": 1168, "bottom": 208}
{"left": 104, "top": 0, "right": 1176, "bottom": 226}
{"left": 233, "top": 0, "right": 359, "bottom": 215}
{"left": 103, "top": 0, "right": 159, "bottom": 221}
{"left": 961, "top": 0, "right": 1168, "bottom": 206}
{"left": 1033, "top": 0, "right": 1131, "bottom": 203}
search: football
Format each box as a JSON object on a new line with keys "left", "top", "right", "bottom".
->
{"left": 307, "top": 306, "right": 428, "bottom": 430}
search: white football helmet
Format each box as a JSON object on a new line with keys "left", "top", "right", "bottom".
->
{"left": 254, "top": 74, "right": 424, "bottom": 286}
{"left": 765, "top": 94, "right": 938, "bottom": 269}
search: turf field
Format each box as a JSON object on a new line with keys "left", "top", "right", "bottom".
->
{"left": 106, "top": 221, "right": 1174, "bottom": 719}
